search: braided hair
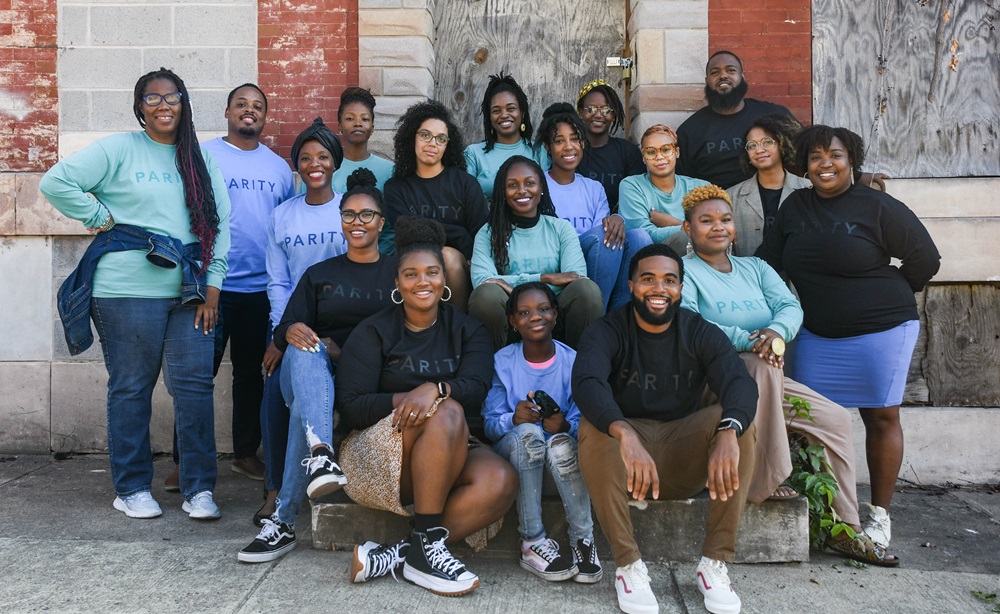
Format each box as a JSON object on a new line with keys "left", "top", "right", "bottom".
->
{"left": 133, "top": 68, "right": 219, "bottom": 271}
{"left": 479, "top": 72, "right": 533, "bottom": 153}
{"left": 534, "top": 102, "right": 588, "bottom": 155}
{"left": 392, "top": 100, "right": 466, "bottom": 178}
{"left": 341, "top": 167, "right": 383, "bottom": 211}
{"left": 575, "top": 80, "right": 625, "bottom": 135}
{"left": 487, "top": 155, "right": 557, "bottom": 275}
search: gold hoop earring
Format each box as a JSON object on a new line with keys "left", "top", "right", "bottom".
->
{"left": 391, "top": 288, "right": 403, "bottom": 305}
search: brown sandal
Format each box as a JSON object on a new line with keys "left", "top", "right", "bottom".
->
{"left": 825, "top": 532, "right": 900, "bottom": 567}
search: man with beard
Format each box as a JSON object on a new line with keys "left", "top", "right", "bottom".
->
{"left": 676, "top": 51, "right": 794, "bottom": 189}
{"left": 163, "top": 84, "right": 295, "bottom": 489}
{"left": 572, "top": 243, "right": 758, "bottom": 614}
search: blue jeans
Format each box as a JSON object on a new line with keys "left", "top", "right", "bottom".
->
{"left": 579, "top": 226, "right": 653, "bottom": 311}
{"left": 493, "top": 423, "right": 593, "bottom": 543}
{"left": 91, "top": 297, "right": 216, "bottom": 498}
{"left": 261, "top": 328, "right": 289, "bottom": 491}
{"left": 274, "top": 344, "right": 335, "bottom": 527}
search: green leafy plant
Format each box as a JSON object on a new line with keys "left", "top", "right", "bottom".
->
{"left": 785, "top": 396, "right": 856, "bottom": 548}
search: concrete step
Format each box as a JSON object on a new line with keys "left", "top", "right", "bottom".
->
{"left": 310, "top": 491, "right": 809, "bottom": 564}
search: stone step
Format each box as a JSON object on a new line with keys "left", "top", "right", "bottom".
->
{"left": 310, "top": 491, "right": 809, "bottom": 564}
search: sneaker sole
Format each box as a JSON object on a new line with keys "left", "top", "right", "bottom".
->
{"left": 231, "top": 463, "right": 265, "bottom": 481}
{"left": 617, "top": 596, "right": 660, "bottom": 614}
{"left": 519, "top": 559, "right": 579, "bottom": 582}
{"left": 182, "top": 501, "right": 221, "bottom": 520}
{"left": 403, "top": 564, "right": 479, "bottom": 596}
{"left": 701, "top": 597, "right": 741, "bottom": 614}
{"left": 237, "top": 541, "right": 296, "bottom": 563}
{"left": 573, "top": 568, "right": 604, "bottom": 583}
{"left": 113, "top": 497, "right": 162, "bottom": 519}
{"left": 306, "top": 475, "right": 347, "bottom": 499}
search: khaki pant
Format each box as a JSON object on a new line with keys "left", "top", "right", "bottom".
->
{"left": 578, "top": 408, "right": 757, "bottom": 568}
{"left": 740, "top": 353, "right": 860, "bottom": 526}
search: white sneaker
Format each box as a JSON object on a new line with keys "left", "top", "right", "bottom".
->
{"left": 863, "top": 504, "right": 891, "bottom": 548}
{"left": 113, "top": 491, "right": 162, "bottom": 519}
{"left": 615, "top": 559, "right": 658, "bottom": 614}
{"left": 182, "top": 490, "right": 221, "bottom": 520}
{"left": 696, "top": 558, "right": 741, "bottom": 614}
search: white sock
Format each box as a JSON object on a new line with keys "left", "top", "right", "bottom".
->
{"left": 522, "top": 535, "right": 546, "bottom": 551}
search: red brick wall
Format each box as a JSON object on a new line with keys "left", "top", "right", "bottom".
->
{"left": 0, "top": 0, "right": 58, "bottom": 172}
{"left": 709, "top": 0, "right": 812, "bottom": 124}
{"left": 257, "top": 0, "right": 359, "bottom": 163}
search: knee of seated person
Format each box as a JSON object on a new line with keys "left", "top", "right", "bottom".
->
{"left": 441, "top": 246, "right": 467, "bottom": 271}
{"left": 427, "top": 399, "right": 469, "bottom": 437}
{"left": 566, "top": 278, "right": 603, "bottom": 307}
{"left": 547, "top": 435, "right": 581, "bottom": 477}
{"left": 625, "top": 228, "right": 654, "bottom": 249}
{"left": 508, "top": 422, "right": 546, "bottom": 457}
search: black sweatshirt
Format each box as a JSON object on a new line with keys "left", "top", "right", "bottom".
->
{"left": 577, "top": 136, "right": 646, "bottom": 213}
{"left": 572, "top": 306, "right": 758, "bottom": 434}
{"left": 336, "top": 303, "right": 494, "bottom": 430}
{"left": 383, "top": 166, "right": 489, "bottom": 259}
{"left": 754, "top": 184, "right": 940, "bottom": 338}
{"left": 274, "top": 253, "right": 397, "bottom": 352}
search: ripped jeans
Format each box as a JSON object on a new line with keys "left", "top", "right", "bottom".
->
{"left": 494, "top": 422, "right": 594, "bottom": 543}
{"left": 275, "top": 344, "right": 336, "bottom": 527}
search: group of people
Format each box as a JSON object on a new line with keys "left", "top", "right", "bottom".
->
{"left": 41, "top": 47, "right": 941, "bottom": 614}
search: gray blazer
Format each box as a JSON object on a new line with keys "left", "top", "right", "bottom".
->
{"left": 727, "top": 171, "right": 811, "bottom": 256}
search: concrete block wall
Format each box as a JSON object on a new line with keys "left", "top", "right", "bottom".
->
{"left": 357, "top": 0, "right": 434, "bottom": 159}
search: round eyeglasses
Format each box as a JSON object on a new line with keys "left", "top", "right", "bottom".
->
{"left": 416, "top": 130, "right": 449, "bottom": 145}
{"left": 142, "top": 92, "right": 183, "bottom": 107}
{"left": 745, "top": 137, "right": 776, "bottom": 153}
{"left": 641, "top": 145, "right": 677, "bottom": 160}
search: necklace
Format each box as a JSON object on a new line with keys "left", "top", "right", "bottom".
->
{"left": 404, "top": 317, "right": 437, "bottom": 332}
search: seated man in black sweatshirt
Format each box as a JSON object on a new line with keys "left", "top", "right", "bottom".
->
{"left": 572, "top": 243, "right": 758, "bottom": 614}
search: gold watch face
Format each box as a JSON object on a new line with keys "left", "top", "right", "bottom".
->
{"left": 771, "top": 337, "right": 786, "bottom": 356}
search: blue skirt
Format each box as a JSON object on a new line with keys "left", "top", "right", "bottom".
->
{"left": 789, "top": 320, "right": 919, "bottom": 408}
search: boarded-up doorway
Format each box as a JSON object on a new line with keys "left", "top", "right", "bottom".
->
{"left": 432, "top": 0, "right": 627, "bottom": 145}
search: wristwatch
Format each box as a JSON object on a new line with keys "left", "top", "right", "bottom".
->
{"left": 717, "top": 418, "right": 744, "bottom": 437}
{"left": 770, "top": 337, "right": 786, "bottom": 357}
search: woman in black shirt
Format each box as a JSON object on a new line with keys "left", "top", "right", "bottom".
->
{"left": 337, "top": 217, "right": 517, "bottom": 596}
{"left": 755, "top": 125, "right": 940, "bottom": 552}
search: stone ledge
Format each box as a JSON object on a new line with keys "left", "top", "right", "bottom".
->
{"left": 359, "top": 9, "right": 432, "bottom": 37}
{"left": 311, "top": 492, "right": 809, "bottom": 563}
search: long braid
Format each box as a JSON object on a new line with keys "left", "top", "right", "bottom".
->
{"left": 487, "top": 155, "right": 557, "bottom": 275}
{"left": 134, "top": 68, "right": 219, "bottom": 271}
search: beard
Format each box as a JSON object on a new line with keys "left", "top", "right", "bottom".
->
{"left": 236, "top": 124, "right": 262, "bottom": 139}
{"left": 704, "top": 79, "right": 749, "bottom": 111}
{"left": 630, "top": 292, "right": 680, "bottom": 327}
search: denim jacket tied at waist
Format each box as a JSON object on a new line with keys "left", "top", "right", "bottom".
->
{"left": 58, "top": 224, "right": 207, "bottom": 355}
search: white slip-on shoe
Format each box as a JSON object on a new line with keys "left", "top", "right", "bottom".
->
{"left": 113, "top": 491, "right": 162, "bottom": 519}
{"left": 182, "top": 490, "right": 221, "bottom": 520}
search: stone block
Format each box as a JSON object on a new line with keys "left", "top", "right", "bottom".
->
{"left": 143, "top": 47, "right": 228, "bottom": 90}
{"left": 59, "top": 5, "right": 89, "bottom": 47}
{"left": 662, "top": 29, "right": 707, "bottom": 84}
{"left": 359, "top": 9, "right": 433, "bottom": 37}
{"left": 312, "top": 493, "right": 809, "bottom": 563}
{"left": 371, "top": 95, "right": 427, "bottom": 131}
{"left": 188, "top": 89, "right": 230, "bottom": 132}
{"left": 90, "top": 6, "right": 172, "bottom": 46}
{"left": 630, "top": 84, "right": 705, "bottom": 116}
{"left": 359, "top": 0, "right": 403, "bottom": 7}
{"left": 634, "top": 29, "right": 664, "bottom": 85}
{"left": 59, "top": 133, "right": 117, "bottom": 160}
{"left": 57, "top": 48, "right": 144, "bottom": 89}
{"left": 0, "top": 173, "right": 14, "bottom": 234}
{"left": 14, "top": 173, "right": 85, "bottom": 236}
{"left": 358, "top": 67, "right": 383, "bottom": 95}
{"left": 0, "top": 237, "right": 53, "bottom": 361}
{"left": 51, "top": 236, "right": 92, "bottom": 277}
{"left": 886, "top": 177, "right": 1000, "bottom": 219}
{"left": 0, "top": 362, "right": 51, "bottom": 453}
{"left": 366, "top": 131, "right": 394, "bottom": 160}
{"left": 359, "top": 36, "right": 433, "bottom": 68}
{"left": 227, "top": 48, "right": 258, "bottom": 87}
{"left": 382, "top": 67, "right": 434, "bottom": 97}
{"left": 401, "top": 0, "right": 429, "bottom": 7}
{"left": 89, "top": 90, "right": 138, "bottom": 133}
{"left": 174, "top": 6, "right": 257, "bottom": 47}
{"left": 59, "top": 90, "right": 90, "bottom": 132}
{"left": 920, "top": 219, "right": 999, "bottom": 283}
{"left": 630, "top": 110, "right": 693, "bottom": 140}
{"left": 630, "top": 1, "right": 708, "bottom": 30}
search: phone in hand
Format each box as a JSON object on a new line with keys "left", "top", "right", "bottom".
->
{"left": 532, "top": 390, "right": 561, "bottom": 419}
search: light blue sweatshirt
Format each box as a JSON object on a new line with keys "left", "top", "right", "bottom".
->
{"left": 464, "top": 139, "right": 550, "bottom": 200}
{"left": 681, "top": 253, "right": 802, "bottom": 351}
{"left": 332, "top": 153, "right": 394, "bottom": 194}
{"left": 618, "top": 173, "right": 708, "bottom": 243}
{"left": 40, "top": 131, "right": 231, "bottom": 297}
{"left": 483, "top": 340, "right": 581, "bottom": 442}
{"left": 471, "top": 215, "right": 587, "bottom": 294}
{"left": 546, "top": 172, "right": 611, "bottom": 236}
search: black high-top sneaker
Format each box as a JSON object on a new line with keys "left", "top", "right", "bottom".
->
{"left": 572, "top": 537, "right": 604, "bottom": 583}
{"left": 350, "top": 539, "right": 410, "bottom": 583}
{"left": 303, "top": 447, "right": 347, "bottom": 499}
{"left": 402, "top": 527, "right": 479, "bottom": 596}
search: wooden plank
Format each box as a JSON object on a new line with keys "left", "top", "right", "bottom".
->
{"left": 432, "top": 0, "right": 627, "bottom": 146}
{"left": 903, "top": 290, "right": 930, "bottom": 405}
{"left": 812, "top": 0, "right": 999, "bottom": 178}
{"left": 924, "top": 285, "right": 1000, "bottom": 406}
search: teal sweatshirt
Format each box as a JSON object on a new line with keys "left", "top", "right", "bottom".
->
{"left": 471, "top": 215, "right": 586, "bottom": 294}
{"left": 680, "top": 253, "right": 802, "bottom": 351}
{"left": 40, "top": 131, "right": 231, "bottom": 298}
{"left": 464, "top": 139, "right": 550, "bottom": 200}
{"left": 332, "top": 153, "right": 394, "bottom": 194}
{"left": 618, "top": 173, "right": 708, "bottom": 243}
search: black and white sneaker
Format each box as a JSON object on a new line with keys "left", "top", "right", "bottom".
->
{"left": 351, "top": 539, "right": 410, "bottom": 583}
{"left": 403, "top": 527, "right": 479, "bottom": 596}
{"left": 302, "top": 447, "right": 347, "bottom": 499}
{"left": 572, "top": 538, "right": 604, "bottom": 583}
{"left": 237, "top": 516, "right": 296, "bottom": 563}
{"left": 520, "top": 538, "right": 578, "bottom": 581}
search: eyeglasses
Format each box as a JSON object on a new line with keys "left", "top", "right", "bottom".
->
{"left": 581, "top": 105, "right": 614, "bottom": 117}
{"left": 641, "top": 145, "right": 678, "bottom": 159}
{"left": 744, "top": 137, "right": 776, "bottom": 153}
{"left": 340, "top": 209, "right": 383, "bottom": 224}
{"left": 142, "top": 92, "right": 183, "bottom": 107}
{"left": 416, "top": 130, "right": 449, "bottom": 145}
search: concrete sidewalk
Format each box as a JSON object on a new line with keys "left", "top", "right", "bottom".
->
{"left": 1, "top": 454, "right": 998, "bottom": 613}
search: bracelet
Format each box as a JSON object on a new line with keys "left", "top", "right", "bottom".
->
{"left": 425, "top": 396, "right": 446, "bottom": 420}
{"left": 92, "top": 212, "right": 115, "bottom": 234}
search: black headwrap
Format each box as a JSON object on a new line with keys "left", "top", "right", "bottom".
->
{"left": 290, "top": 117, "right": 344, "bottom": 169}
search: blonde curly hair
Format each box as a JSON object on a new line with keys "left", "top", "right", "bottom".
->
{"left": 681, "top": 185, "right": 732, "bottom": 219}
